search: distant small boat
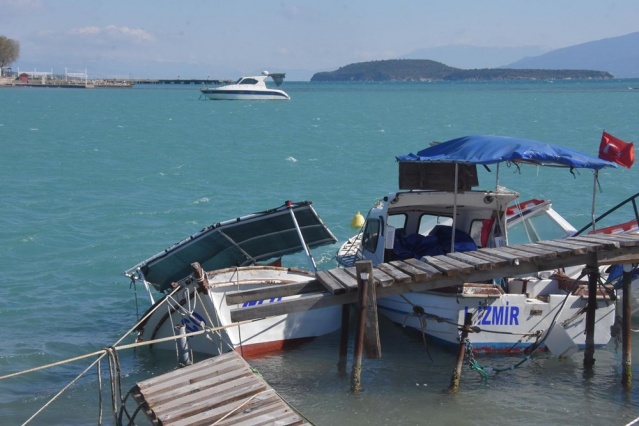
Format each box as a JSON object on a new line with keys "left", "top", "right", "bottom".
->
{"left": 200, "top": 71, "right": 290, "bottom": 100}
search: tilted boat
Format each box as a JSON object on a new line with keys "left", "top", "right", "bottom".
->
{"left": 200, "top": 71, "right": 290, "bottom": 100}
{"left": 337, "top": 135, "right": 627, "bottom": 355}
{"left": 125, "top": 200, "right": 341, "bottom": 359}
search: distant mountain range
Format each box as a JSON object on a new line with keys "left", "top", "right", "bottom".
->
{"left": 309, "top": 31, "right": 638, "bottom": 81}
{"left": 505, "top": 32, "right": 639, "bottom": 78}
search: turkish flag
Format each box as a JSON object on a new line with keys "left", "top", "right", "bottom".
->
{"left": 599, "top": 131, "right": 634, "bottom": 168}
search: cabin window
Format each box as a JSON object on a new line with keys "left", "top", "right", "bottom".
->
{"left": 387, "top": 214, "right": 406, "bottom": 234}
{"left": 362, "top": 218, "right": 381, "bottom": 252}
{"left": 418, "top": 214, "right": 452, "bottom": 235}
{"left": 239, "top": 78, "right": 258, "bottom": 85}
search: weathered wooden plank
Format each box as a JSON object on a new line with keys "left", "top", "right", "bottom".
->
{"left": 525, "top": 241, "right": 579, "bottom": 257}
{"left": 593, "top": 233, "right": 639, "bottom": 245}
{"left": 419, "top": 255, "right": 462, "bottom": 276}
{"left": 154, "top": 378, "right": 266, "bottom": 422}
{"left": 536, "top": 239, "right": 592, "bottom": 254}
{"left": 316, "top": 270, "right": 347, "bottom": 294}
{"left": 221, "top": 406, "right": 306, "bottom": 426}
{"left": 327, "top": 267, "right": 360, "bottom": 291}
{"left": 498, "top": 246, "right": 544, "bottom": 263}
{"left": 568, "top": 235, "right": 621, "bottom": 249}
{"left": 368, "top": 267, "right": 395, "bottom": 287}
{"left": 477, "top": 247, "right": 523, "bottom": 264}
{"left": 432, "top": 254, "right": 476, "bottom": 273}
{"left": 225, "top": 280, "right": 324, "bottom": 305}
{"left": 137, "top": 352, "right": 243, "bottom": 393}
{"left": 336, "top": 263, "right": 395, "bottom": 288}
{"left": 445, "top": 251, "right": 494, "bottom": 270}
{"left": 388, "top": 260, "right": 431, "bottom": 280}
{"left": 461, "top": 250, "right": 510, "bottom": 267}
{"left": 509, "top": 243, "right": 558, "bottom": 260}
{"left": 344, "top": 267, "right": 393, "bottom": 291}
{"left": 376, "top": 262, "right": 412, "bottom": 284}
{"left": 141, "top": 365, "right": 251, "bottom": 406}
{"left": 403, "top": 258, "right": 443, "bottom": 278}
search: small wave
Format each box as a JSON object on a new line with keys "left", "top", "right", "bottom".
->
{"left": 286, "top": 156, "right": 298, "bottom": 162}
{"left": 193, "top": 197, "right": 210, "bottom": 204}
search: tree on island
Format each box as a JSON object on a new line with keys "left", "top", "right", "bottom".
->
{"left": 0, "top": 36, "right": 20, "bottom": 77}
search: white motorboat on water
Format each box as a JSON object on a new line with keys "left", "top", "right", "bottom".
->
{"left": 125, "top": 200, "right": 341, "bottom": 359}
{"left": 337, "top": 134, "right": 635, "bottom": 355}
{"left": 200, "top": 71, "right": 290, "bottom": 100}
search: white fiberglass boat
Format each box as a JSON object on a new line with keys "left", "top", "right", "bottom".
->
{"left": 337, "top": 135, "right": 629, "bottom": 355}
{"left": 125, "top": 201, "right": 341, "bottom": 359}
{"left": 200, "top": 71, "right": 290, "bottom": 100}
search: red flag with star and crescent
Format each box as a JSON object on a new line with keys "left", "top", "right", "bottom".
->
{"left": 599, "top": 131, "right": 634, "bottom": 168}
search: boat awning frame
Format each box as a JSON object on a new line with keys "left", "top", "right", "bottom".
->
{"left": 124, "top": 201, "right": 336, "bottom": 293}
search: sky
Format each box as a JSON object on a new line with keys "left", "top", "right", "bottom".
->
{"left": 1, "top": 0, "right": 638, "bottom": 81}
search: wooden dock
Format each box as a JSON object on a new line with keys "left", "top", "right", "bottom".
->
{"left": 129, "top": 351, "right": 312, "bottom": 426}
{"left": 228, "top": 233, "right": 639, "bottom": 322}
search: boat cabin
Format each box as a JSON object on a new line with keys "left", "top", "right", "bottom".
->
{"left": 359, "top": 188, "right": 519, "bottom": 265}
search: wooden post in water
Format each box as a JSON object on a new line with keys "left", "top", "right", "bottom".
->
{"left": 338, "top": 303, "right": 351, "bottom": 375}
{"left": 622, "top": 264, "right": 633, "bottom": 388}
{"left": 583, "top": 264, "right": 599, "bottom": 369}
{"left": 448, "top": 312, "right": 472, "bottom": 393}
{"left": 350, "top": 260, "right": 377, "bottom": 393}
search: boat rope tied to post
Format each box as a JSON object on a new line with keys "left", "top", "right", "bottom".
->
{"left": 399, "top": 295, "right": 434, "bottom": 361}
{"left": 464, "top": 340, "right": 490, "bottom": 380}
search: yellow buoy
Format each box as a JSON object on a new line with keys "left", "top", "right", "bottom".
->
{"left": 350, "top": 211, "right": 365, "bottom": 228}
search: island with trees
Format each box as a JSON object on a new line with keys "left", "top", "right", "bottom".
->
{"left": 310, "top": 59, "right": 613, "bottom": 82}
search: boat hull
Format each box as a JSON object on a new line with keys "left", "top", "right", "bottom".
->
{"left": 136, "top": 266, "right": 341, "bottom": 358}
{"left": 377, "top": 281, "right": 616, "bottom": 354}
{"left": 200, "top": 89, "right": 290, "bottom": 100}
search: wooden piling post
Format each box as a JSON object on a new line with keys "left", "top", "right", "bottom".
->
{"left": 337, "top": 303, "right": 350, "bottom": 375}
{"left": 622, "top": 264, "right": 633, "bottom": 388}
{"left": 350, "top": 260, "right": 376, "bottom": 393}
{"left": 583, "top": 264, "right": 599, "bottom": 369}
{"left": 448, "top": 312, "right": 472, "bottom": 394}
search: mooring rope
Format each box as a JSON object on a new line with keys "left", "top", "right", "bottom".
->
{"left": 6, "top": 300, "right": 259, "bottom": 426}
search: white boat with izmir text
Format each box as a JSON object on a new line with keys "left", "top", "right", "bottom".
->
{"left": 337, "top": 134, "right": 634, "bottom": 355}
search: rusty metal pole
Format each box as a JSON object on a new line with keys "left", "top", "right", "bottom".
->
{"left": 622, "top": 264, "right": 633, "bottom": 388}
{"left": 448, "top": 312, "right": 472, "bottom": 394}
{"left": 583, "top": 265, "right": 599, "bottom": 369}
{"left": 337, "top": 303, "right": 351, "bottom": 375}
{"left": 350, "top": 262, "right": 371, "bottom": 393}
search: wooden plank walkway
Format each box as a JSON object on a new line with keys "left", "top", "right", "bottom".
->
{"left": 130, "top": 351, "right": 312, "bottom": 426}
{"left": 230, "top": 234, "right": 639, "bottom": 323}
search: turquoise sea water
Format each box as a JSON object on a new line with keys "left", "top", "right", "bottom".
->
{"left": 1, "top": 80, "right": 639, "bottom": 425}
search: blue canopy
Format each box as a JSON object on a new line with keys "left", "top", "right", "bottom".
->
{"left": 396, "top": 135, "right": 617, "bottom": 170}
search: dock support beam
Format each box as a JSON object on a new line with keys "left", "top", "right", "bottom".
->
{"left": 350, "top": 260, "right": 379, "bottom": 393}
{"left": 583, "top": 264, "right": 599, "bottom": 369}
{"left": 622, "top": 264, "right": 633, "bottom": 388}
{"left": 448, "top": 312, "right": 472, "bottom": 393}
{"left": 338, "top": 303, "right": 350, "bottom": 375}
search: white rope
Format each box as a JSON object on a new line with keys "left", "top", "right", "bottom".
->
{"left": 211, "top": 390, "right": 271, "bottom": 425}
